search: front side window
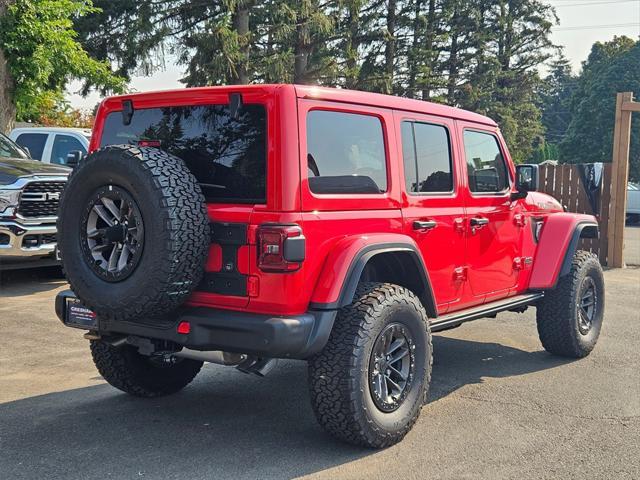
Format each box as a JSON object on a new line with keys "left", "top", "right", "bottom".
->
{"left": 51, "top": 135, "right": 86, "bottom": 165}
{"left": 15, "top": 133, "right": 47, "bottom": 160}
{"left": 401, "top": 121, "right": 453, "bottom": 193}
{"left": 100, "top": 104, "right": 267, "bottom": 203}
{"left": 306, "top": 110, "right": 387, "bottom": 194}
{"left": 464, "top": 130, "right": 509, "bottom": 193}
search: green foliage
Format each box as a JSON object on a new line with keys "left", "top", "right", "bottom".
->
{"left": 558, "top": 37, "right": 639, "bottom": 181}
{"left": 29, "top": 97, "right": 95, "bottom": 128}
{"left": 528, "top": 142, "right": 559, "bottom": 164}
{"left": 73, "top": 0, "right": 557, "bottom": 161}
{"left": 0, "top": 0, "right": 125, "bottom": 122}
{"left": 538, "top": 54, "right": 576, "bottom": 144}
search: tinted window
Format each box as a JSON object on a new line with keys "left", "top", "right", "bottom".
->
{"left": 100, "top": 105, "right": 267, "bottom": 203}
{"left": 402, "top": 121, "right": 452, "bottom": 193}
{"left": 51, "top": 135, "right": 86, "bottom": 165}
{"left": 16, "top": 133, "right": 47, "bottom": 160}
{"left": 464, "top": 130, "right": 509, "bottom": 193}
{"left": 0, "top": 133, "right": 28, "bottom": 159}
{"left": 307, "top": 110, "right": 387, "bottom": 194}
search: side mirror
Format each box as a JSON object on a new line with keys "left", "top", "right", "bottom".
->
{"left": 21, "top": 146, "right": 32, "bottom": 158}
{"left": 513, "top": 164, "right": 539, "bottom": 200}
{"left": 66, "top": 150, "right": 85, "bottom": 168}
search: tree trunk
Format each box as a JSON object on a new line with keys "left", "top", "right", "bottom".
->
{"left": 294, "top": 4, "right": 310, "bottom": 84}
{"left": 407, "top": 0, "right": 423, "bottom": 98}
{"left": 231, "top": 3, "right": 250, "bottom": 84}
{"left": 0, "top": 0, "right": 16, "bottom": 133}
{"left": 344, "top": 1, "right": 360, "bottom": 90}
{"left": 384, "top": 0, "right": 397, "bottom": 95}
{"left": 421, "top": 0, "right": 436, "bottom": 100}
{"left": 447, "top": 32, "right": 458, "bottom": 105}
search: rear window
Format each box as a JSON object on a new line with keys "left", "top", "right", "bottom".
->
{"left": 100, "top": 104, "right": 267, "bottom": 203}
{"left": 15, "top": 133, "right": 47, "bottom": 160}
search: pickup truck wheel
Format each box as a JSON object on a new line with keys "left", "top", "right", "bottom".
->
{"left": 90, "top": 340, "right": 203, "bottom": 397}
{"left": 308, "top": 282, "right": 432, "bottom": 448}
{"left": 57, "top": 145, "right": 209, "bottom": 322}
{"left": 536, "top": 250, "right": 605, "bottom": 358}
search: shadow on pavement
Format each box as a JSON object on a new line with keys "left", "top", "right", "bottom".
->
{"left": 0, "top": 266, "right": 66, "bottom": 297}
{"left": 430, "top": 335, "right": 570, "bottom": 401}
{"left": 0, "top": 336, "right": 570, "bottom": 480}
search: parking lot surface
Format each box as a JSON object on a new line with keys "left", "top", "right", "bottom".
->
{"left": 1, "top": 266, "right": 639, "bottom": 480}
{"left": 625, "top": 225, "right": 640, "bottom": 265}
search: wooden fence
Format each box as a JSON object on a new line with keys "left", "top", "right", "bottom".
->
{"left": 538, "top": 163, "right": 612, "bottom": 265}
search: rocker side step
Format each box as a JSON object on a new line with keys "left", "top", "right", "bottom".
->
{"left": 430, "top": 292, "right": 544, "bottom": 332}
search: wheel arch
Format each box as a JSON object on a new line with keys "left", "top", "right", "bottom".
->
{"left": 529, "top": 213, "right": 599, "bottom": 290}
{"left": 310, "top": 236, "right": 437, "bottom": 318}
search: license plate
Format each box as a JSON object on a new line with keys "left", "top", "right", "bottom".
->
{"left": 65, "top": 298, "right": 98, "bottom": 330}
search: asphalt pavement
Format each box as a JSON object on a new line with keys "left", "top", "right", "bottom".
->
{"left": 0, "top": 266, "right": 639, "bottom": 480}
{"left": 625, "top": 225, "right": 640, "bottom": 265}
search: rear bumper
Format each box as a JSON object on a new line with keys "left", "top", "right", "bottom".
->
{"left": 55, "top": 290, "right": 336, "bottom": 359}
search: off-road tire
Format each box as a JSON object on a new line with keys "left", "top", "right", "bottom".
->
{"left": 536, "top": 250, "right": 605, "bottom": 358}
{"left": 308, "top": 282, "right": 432, "bottom": 448}
{"left": 90, "top": 340, "right": 203, "bottom": 397}
{"left": 58, "top": 145, "right": 209, "bottom": 322}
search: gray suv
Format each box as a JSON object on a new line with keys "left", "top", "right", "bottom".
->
{"left": 0, "top": 133, "right": 70, "bottom": 270}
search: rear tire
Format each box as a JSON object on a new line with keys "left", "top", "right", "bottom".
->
{"left": 90, "top": 340, "right": 203, "bottom": 397}
{"left": 536, "top": 250, "right": 605, "bottom": 358}
{"left": 308, "top": 282, "right": 432, "bottom": 448}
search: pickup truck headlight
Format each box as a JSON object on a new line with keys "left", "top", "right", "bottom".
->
{"left": 0, "top": 189, "right": 21, "bottom": 213}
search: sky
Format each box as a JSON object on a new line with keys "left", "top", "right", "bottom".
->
{"left": 65, "top": 0, "right": 640, "bottom": 111}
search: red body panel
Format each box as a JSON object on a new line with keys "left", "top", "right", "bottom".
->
{"left": 90, "top": 84, "right": 591, "bottom": 319}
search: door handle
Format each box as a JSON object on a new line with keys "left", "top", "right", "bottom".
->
{"left": 470, "top": 217, "right": 489, "bottom": 227}
{"left": 413, "top": 220, "right": 437, "bottom": 231}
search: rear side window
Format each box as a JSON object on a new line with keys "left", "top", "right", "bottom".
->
{"left": 16, "top": 133, "right": 47, "bottom": 161}
{"left": 401, "top": 121, "right": 453, "bottom": 193}
{"left": 463, "top": 130, "right": 509, "bottom": 193}
{"left": 51, "top": 135, "right": 86, "bottom": 165}
{"left": 100, "top": 104, "right": 267, "bottom": 203}
{"left": 306, "top": 110, "right": 387, "bottom": 194}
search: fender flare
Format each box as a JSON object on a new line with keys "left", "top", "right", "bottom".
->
{"left": 309, "top": 235, "right": 438, "bottom": 318}
{"left": 529, "top": 213, "right": 599, "bottom": 290}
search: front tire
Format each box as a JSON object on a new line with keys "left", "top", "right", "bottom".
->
{"left": 308, "top": 282, "right": 432, "bottom": 448}
{"left": 536, "top": 250, "right": 605, "bottom": 358}
{"left": 90, "top": 340, "right": 203, "bottom": 397}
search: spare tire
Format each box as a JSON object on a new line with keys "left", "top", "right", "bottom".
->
{"left": 57, "top": 145, "right": 209, "bottom": 322}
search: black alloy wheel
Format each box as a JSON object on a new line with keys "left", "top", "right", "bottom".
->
{"left": 81, "top": 186, "right": 145, "bottom": 282}
{"left": 369, "top": 323, "right": 415, "bottom": 413}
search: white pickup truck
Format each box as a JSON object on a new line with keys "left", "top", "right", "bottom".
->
{"left": 9, "top": 127, "right": 91, "bottom": 167}
{"left": 628, "top": 182, "right": 640, "bottom": 224}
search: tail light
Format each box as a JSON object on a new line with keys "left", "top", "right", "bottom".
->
{"left": 257, "top": 225, "right": 305, "bottom": 272}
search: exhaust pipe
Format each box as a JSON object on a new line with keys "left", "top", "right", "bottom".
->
{"left": 173, "top": 349, "right": 247, "bottom": 366}
{"left": 173, "top": 349, "right": 278, "bottom": 376}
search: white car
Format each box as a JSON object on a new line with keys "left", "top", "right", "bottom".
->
{"left": 9, "top": 127, "right": 91, "bottom": 166}
{"left": 628, "top": 182, "right": 640, "bottom": 224}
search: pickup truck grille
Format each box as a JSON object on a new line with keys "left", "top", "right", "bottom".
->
{"left": 18, "top": 181, "right": 66, "bottom": 218}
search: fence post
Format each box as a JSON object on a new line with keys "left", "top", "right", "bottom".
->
{"left": 607, "top": 92, "right": 634, "bottom": 268}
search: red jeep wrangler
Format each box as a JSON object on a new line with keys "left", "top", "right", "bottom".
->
{"left": 55, "top": 85, "right": 605, "bottom": 448}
